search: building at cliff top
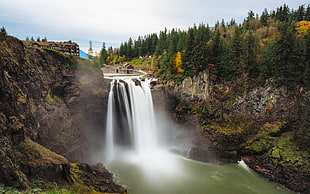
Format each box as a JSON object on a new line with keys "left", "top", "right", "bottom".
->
{"left": 22, "top": 40, "right": 80, "bottom": 56}
{"left": 115, "top": 63, "right": 135, "bottom": 74}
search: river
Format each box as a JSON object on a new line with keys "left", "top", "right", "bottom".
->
{"left": 107, "top": 153, "right": 293, "bottom": 194}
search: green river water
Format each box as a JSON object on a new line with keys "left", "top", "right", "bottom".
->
{"left": 106, "top": 151, "right": 293, "bottom": 194}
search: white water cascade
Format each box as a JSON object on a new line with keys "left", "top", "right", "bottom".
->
{"left": 105, "top": 77, "right": 160, "bottom": 162}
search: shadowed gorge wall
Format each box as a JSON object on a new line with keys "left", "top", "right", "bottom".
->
{"left": 0, "top": 33, "right": 121, "bottom": 192}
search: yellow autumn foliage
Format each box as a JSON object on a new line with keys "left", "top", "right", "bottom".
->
{"left": 175, "top": 51, "right": 184, "bottom": 73}
{"left": 296, "top": 21, "right": 310, "bottom": 37}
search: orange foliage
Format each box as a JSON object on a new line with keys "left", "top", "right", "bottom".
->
{"left": 296, "top": 21, "right": 310, "bottom": 37}
{"left": 175, "top": 51, "right": 184, "bottom": 73}
{"left": 266, "top": 103, "right": 274, "bottom": 111}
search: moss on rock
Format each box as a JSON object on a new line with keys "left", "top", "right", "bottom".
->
{"left": 69, "top": 163, "right": 127, "bottom": 194}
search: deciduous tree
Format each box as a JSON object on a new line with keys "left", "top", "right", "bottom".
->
{"left": 175, "top": 51, "right": 184, "bottom": 73}
{"left": 296, "top": 21, "right": 310, "bottom": 37}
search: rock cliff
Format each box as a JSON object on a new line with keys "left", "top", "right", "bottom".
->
{"left": 0, "top": 33, "right": 125, "bottom": 193}
{"left": 173, "top": 70, "right": 212, "bottom": 104}
{"left": 164, "top": 70, "right": 310, "bottom": 193}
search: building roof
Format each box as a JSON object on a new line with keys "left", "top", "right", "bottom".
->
{"left": 123, "top": 63, "right": 135, "bottom": 69}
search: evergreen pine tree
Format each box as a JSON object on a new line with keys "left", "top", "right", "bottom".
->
{"left": 229, "top": 18, "right": 236, "bottom": 27}
{"left": 176, "top": 31, "right": 186, "bottom": 52}
{"left": 182, "top": 27, "right": 195, "bottom": 76}
{"left": 306, "top": 5, "right": 310, "bottom": 21}
{"left": 150, "top": 33, "right": 158, "bottom": 55}
{"left": 209, "top": 29, "right": 221, "bottom": 65}
{"left": 99, "top": 42, "right": 108, "bottom": 66}
{"left": 0, "top": 26, "right": 7, "bottom": 35}
{"left": 127, "top": 38, "right": 133, "bottom": 58}
{"left": 229, "top": 26, "right": 243, "bottom": 77}
{"left": 294, "top": 5, "right": 305, "bottom": 21}
{"left": 120, "top": 42, "right": 126, "bottom": 56}
{"left": 275, "top": 4, "right": 290, "bottom": 22}
{"left": 217, "top": 46, "right": 233, "bottom": 81}
{"left": 221, "top": 19, "right": 226, "bottom": 32}
{"left": 259, "top": 37, "right": 278, "bottom": 84}
{"left": 158, "top": 49, "right": 172, "bottom": 77}
{"left": 244, "top": 31, "right": 258, "bottom": 77}
{"left": 303, "top": 31, "right": 310, "bottom": 86}
{"left": 167, "top": 28, "right": 178, "bottom": 57}
{"left": 155, "top": 28, "right": 168, "bottom": 55}
{"left": 276, "top": 21, "right": 294, "bottom": 86}
{"left": 192, "top": 24, "right": 210, "bottom": 73}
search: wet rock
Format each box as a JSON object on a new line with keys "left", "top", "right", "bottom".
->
{"left": 242, "top": 156, "right": 310, "bottom": 193}
{"left": 132, "top": 78, "right": 141, "bottom": 86}
{"left": 150, "top": 80, "right": 157, "bottom": 89}
{"left": 71, "top": 162, "right": 127, "bottom": 194}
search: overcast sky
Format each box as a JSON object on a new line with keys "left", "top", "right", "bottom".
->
{"left": 0, "top": 0, "right": 309, "bottom": 52}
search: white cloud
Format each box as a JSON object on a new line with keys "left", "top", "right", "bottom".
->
{"left": 1, "top": 0, "right": 309, "bottom": 51}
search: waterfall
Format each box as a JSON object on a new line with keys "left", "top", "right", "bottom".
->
{"left": 105, "top": 77, "right": 158, "bottom": 161}
{"left": 105, "top": 81, "right": 115, "bottom": 160}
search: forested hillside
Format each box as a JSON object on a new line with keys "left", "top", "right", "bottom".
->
{"left": 109, "top": 4, "right": 310, "bottom": 91}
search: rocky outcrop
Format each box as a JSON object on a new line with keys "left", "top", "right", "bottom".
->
{"left": 173, "top": 70, "right": 212, "bottom": 105}
{"left": 164, "top": 70, "right": 309, "bottom": 193}
{"left": 234, "top": 86, "right": 292, "bottom": 119}
{"left": 242, "top": 156, "right": 310, "bottom": 193}
{"left": 14, "top": 138, "right": 72, "bottom": 184}
{"left": 169, "top": 70, "right": 293, "bottom": 120}
{"left": 0, "top": 33, "right": 124, "bottom": 193}
{"left": 70, "top": 162, "right": 127, "bottom": 194}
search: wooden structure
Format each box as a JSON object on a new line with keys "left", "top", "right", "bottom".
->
{"left": 22, "top": 40, "right": 80, "bottom": 56}
{"left": 115, "top": 63, "right": 135, "bottom": 73}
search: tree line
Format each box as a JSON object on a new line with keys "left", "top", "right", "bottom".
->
{"left": 115, "top": 4, "right": 310, "bottom": 90}
{"left": 25, "top": 36, "right": 48, "bottom": 42}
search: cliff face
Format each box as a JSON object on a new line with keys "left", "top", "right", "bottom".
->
{"left": 173, "top": 70, "right": 212, "bottom": 104}
{"left": 170, "top": 70, "right": 292, "bottom": 120}
{"left": 166, "top": 70, "right": 310, "bottom": 193}
{"left": 0, "top": 33, "right": 124, "bottom": 193}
